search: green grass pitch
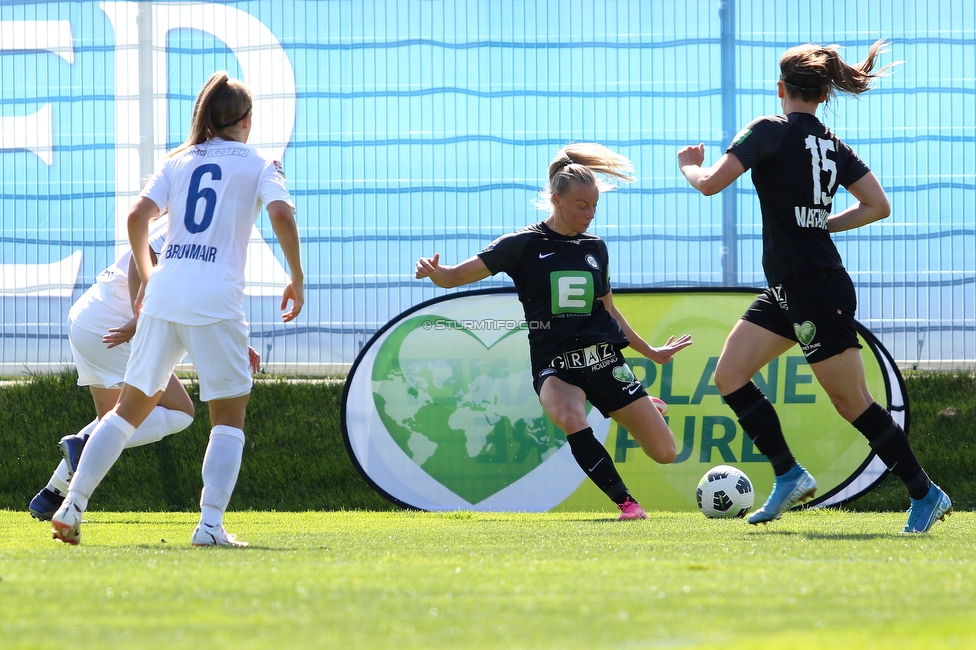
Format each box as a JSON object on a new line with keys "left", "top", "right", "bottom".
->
{"left": 1, "top": 509, "right": 972, "bottom": 649}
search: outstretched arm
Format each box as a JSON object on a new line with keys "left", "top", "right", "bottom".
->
{"left": 598, "top": 291, "right": 693, "bottom": 364}
{"left": 415, "top": 253, "right": 492, "bottom": 288}
{"left": 677, "top": 144, "right": 746, "bottom": 196}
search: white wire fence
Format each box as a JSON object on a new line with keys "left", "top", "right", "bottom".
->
{"left": 1, "top": 1, "right": 972, "bottom": 374}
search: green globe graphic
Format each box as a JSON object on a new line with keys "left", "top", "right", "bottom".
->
{"left": 371, "top": 316, "right": 567, "bottom": 503}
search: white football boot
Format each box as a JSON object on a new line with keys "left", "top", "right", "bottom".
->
{"left": 51, "top": 500, "right": 84, "bottom": 545}
{"left": 191, "top": 523, "right": 249, "bottom": 547}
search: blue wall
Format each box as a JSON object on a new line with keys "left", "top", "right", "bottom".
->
{"left": 1, "top": 1, "right": 973, "bottom": 372}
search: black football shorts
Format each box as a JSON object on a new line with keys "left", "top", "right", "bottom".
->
{"left": 533, "top": 342, "right": 648, "bottom": 417}
{"left": 742, "top": 267, "right": 862, "bottom": 364}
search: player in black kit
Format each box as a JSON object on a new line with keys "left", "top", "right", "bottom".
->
{"left": 416, "top": 143, "right": 692, "bottom": 520}
{"left": 678, "top": 40, "right": 951, "bottom": 533}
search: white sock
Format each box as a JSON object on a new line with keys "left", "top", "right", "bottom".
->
{"left": 66, "top": 413, "right": 136, "bottom": 512}
{"left": 126, "top": 407, "right": 194, "bottom": 447}
{"left": 199, "top": 425, "right": 245, "bottom": 528}
{"left": 46, "top": 460, "right": 72, "bottom": 495}
{"left": 76, "top": 418, "right": 100, "bottom": 441}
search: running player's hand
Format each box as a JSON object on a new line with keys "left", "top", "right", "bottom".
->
{"left": 248, "top": 346, "right": 261, "bottom": 374}
{"left": 646, "top": 334, "right": 694, "bottom": 364}
{"left": 280, "top": 281, "right": 304, "bottom": 322}
{"left": 677, "top": 143, "right": 706, "bottom": 169}
{"left": 103, "top": 317, "right": 137, "bottom": 349}
{"left": 415, "top": 253, "right": 441, "bottom": 280}
{"left": 415, "top": 254, "right": 490, "bottom": 289}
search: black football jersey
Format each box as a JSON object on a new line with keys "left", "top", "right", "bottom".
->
{"left": 728, "top": 112, "right": 870, "bottom": 285}
{"left": 477, "top": 221, "right": 628, "bottom": 368}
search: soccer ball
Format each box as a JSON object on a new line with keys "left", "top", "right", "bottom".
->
{"left": 696, "top": 465, "right": 755, "bottom": 519}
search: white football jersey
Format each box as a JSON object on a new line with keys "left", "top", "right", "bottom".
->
{"left": 139, "top": 138, "right": 291, "bottom": 325}
{"left": 69, "top": 215, "right": 169, "bottom": 335}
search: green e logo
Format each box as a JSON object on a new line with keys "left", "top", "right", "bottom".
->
{"left": 551, "top": 271, "right": 594, "bottom": 314}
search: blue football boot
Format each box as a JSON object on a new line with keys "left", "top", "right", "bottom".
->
{"left": 58, "top": 433, "right": 87, "bottom": 479}
{"left": 747, "top": 464, "right": 817, "bottom": 525}
{"left": 902, "top": 483, "right": 952, "bottom": 534}
{"left": 29, "top": 488, "right": 65, "bottom": 521}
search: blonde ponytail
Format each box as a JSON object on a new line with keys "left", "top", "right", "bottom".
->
{"left": 535, "top": 143, "right": 635, "bottom": 211}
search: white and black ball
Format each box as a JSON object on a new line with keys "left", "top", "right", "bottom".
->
{"left": 696, "top": 465, "right": 755, "bottom": 519}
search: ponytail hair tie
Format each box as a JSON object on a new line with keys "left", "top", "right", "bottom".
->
{"left": 784, "top": 80, "right": 822, "bottom": 92}
{"left": 213, "top": 107, "right": 251, "bottom": 130}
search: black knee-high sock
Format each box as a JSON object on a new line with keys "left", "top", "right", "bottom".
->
{"left": 566, "top": 427, "right": 631, "bottom": 505}
{"left": 723, "top": 382, "right": 796, "bottom": 476}
{"left": 852, "top": 403, "right": 930, "bottom": 499}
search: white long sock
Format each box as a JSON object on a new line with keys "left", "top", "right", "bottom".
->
{"left": 199, "top": 425, "right": 245, "bottom": 528}
{"left": 46, "top": 460, "right": 72, "bottom": 495}
{"left": 45, "top": 418, "right": 99, "bottom": 494}
{"left": 76, "top": 418, "right": 100, "bottom": 441}
{"left": 66, "top": 413, "right": 135, "bottom": 512}
{"left": 45, "top": 410, "right": 191, "bottom": 495}
{"left": 126, "top": 407, "right": 194, "bottom": 447}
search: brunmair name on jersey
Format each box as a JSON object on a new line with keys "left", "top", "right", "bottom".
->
{"left": 164, "top": 243, "right": 218, "bottom": 263}
{"left": 795, "top": 206, "right": 830, "bottom": 230}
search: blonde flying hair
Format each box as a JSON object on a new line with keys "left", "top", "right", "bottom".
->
{"left": 779, "top": 38, "right": 900, "bottom": 105}
{"left": 169, "top": 71, "right": 253, "bottom": 157}
{"left": 534, "top": 143, "right": 636, "bottom": 211}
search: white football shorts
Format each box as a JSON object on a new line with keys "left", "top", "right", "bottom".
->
{"left": 68, "top": 320, "right": 130, "bottom": 389}
{"left": 125, "top": 314, "right": 251, "bottom": 402}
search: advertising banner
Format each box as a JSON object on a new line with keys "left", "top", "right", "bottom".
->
{"left": 341, "top": 289, "right": 905, "bottom": 513}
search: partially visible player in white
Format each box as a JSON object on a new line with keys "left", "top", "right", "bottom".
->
{"left": 51, "top": 71, "right": 304, "bottom": 547}
{"left": 29, "top": 214, "right": 196, "bottom": 521}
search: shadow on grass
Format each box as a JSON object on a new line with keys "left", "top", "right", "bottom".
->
{"left": 749, "top": 529, "right": 893, "bottom": 541}
{"left": 127, "top": 542, "right": 321, "bottom": 552}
